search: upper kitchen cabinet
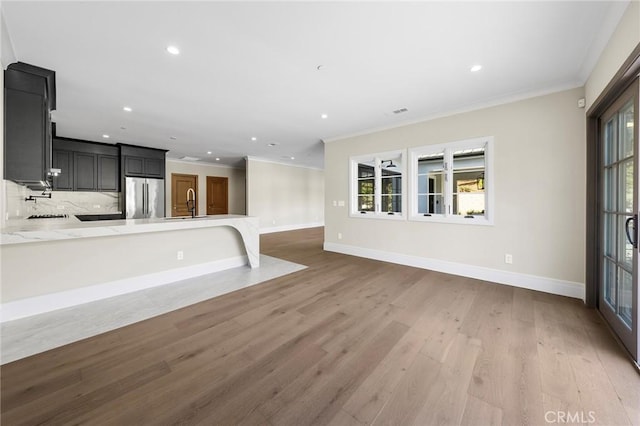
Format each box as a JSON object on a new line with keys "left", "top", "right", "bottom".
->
{"left": 119, "top": 144, "right": 167, "bottom": 178}
{"left": 52, "top": 138, "right": 120, "bottom": 192}
{"left": 97, "top": 154, "right": 119, "bottom": 191}
{"left": 51, "top": 149, "right": 73, "bottom": 190}
{"left": 4, "top": 63, "right": 56, "bottom": 188}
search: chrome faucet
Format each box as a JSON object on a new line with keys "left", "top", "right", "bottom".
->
{"left": 186, "top": 188, "right": 196, "bottom": 218}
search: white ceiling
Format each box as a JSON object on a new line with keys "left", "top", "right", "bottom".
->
{"left": 1, "top": 1, "right": 629, "bottom": 169}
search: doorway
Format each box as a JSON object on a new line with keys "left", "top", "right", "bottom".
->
{"left": 207, "top": 176, "right": 229, "bottom": 215}
{"left": 598, "top": 78, "right": 639, "bottom": 361}
{"left": 171, "top": 173, "right": 198, "bottom": 217}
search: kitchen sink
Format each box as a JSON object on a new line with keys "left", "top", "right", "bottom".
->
{"left": 75, "top": 214, "right": 124, "bottom": 222}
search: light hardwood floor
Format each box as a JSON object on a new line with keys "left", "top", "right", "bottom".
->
{"left": 1, "top": 227, "right": 639, "bottom": 425}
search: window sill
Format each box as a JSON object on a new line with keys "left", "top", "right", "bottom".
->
{"left": 409, "top": 215, "right": 493, "bottom": 226}
{"left": 350, "top": 213, "right": 406, "bottom": 221}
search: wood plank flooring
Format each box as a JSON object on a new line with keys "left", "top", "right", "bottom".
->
{"left": 1, "top": 227, "right": 639, "bottom": 425}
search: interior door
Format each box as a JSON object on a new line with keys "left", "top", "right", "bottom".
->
{"left": 171, "top": 173, "right": 198, "bottom": 217}
{"left": 207, "top": 176, "right": 229, "bottom": 215}
{"left": 599, "top": 78, "right": 639, "bottom": 360}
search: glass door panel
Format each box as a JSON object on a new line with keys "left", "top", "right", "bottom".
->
{"left": 599, "top": 79, "right": 638, "bottom": 360}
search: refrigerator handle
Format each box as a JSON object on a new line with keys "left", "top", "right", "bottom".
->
{"left": 143, "top": 182, "right": 147, "bottom": 216}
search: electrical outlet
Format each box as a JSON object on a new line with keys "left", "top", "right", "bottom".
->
{"left": 333, "top": 200, "right": 337, "bottom": 207}
{"left": 57, "top": 205, "right": 65, "bottom": 210}
{"left": 177, "top": 250, "right": 184, "bottom": 260}
{"left": 272, "top": 219, "right": 276, "bottom": 225}
{"left": 338, "top": 232, "right": 342, "bottom": 240}
{"left": 338, "top": 200, "right": 345, "bottom": 207}
{"left": 505, "top": 254, "right": 513, "bottom": 264}
{"left": 93, "top": 204, "right": 101, "bottom": 209}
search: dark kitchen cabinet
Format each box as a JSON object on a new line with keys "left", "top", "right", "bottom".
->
{"left": 120, "top": 144, "right": 167, "bottom": 178}
{"left": 124, "top": 156, "right": 144, "bottom": 176}
{"left": 52, "top": 149, "right": 73, "bottom": 190}
{"left": 123, "top": 155, "right": 165, "bottom": 178}
{"left": 97, "top": 155, "right": 119, "bottom": 191}
{"left": 4, "top": 65, "right": 54, "bottom": 187}
{"left": 74, "top": 152, "right": 97, "bottom": 191}
{"left": 143, "top": 157, "right": 164, "bottom": 177}
{"left": 52, "top": 138, "right": 119, "bottom": 192}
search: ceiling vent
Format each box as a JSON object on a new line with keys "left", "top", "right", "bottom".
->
{"left": 179, "top": 156, "right": 200, "bottom": 161}
{"left": 393, "top": 108, "right": 408, "bottom": 114}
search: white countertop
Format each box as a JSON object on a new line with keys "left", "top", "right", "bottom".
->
{"left": 1, "top": 214, "right": 257, "bottom": 245}
{"left": 1, "top": 214, "right": 260, "bottom": 268}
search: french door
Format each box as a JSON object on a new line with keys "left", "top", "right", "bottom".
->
{"left": 599, "top": 78, "right": 639, "bottom": 361}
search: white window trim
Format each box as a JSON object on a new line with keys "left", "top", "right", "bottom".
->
{"left": 408, "top": 137, "right": 494, "bottom": 226}
{"left": 349, "top": 149, "right": 407, "bottom": 220}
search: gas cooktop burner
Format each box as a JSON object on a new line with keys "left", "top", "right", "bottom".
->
{"left": 27, "top": 214, "right": 68, "bottom": 219}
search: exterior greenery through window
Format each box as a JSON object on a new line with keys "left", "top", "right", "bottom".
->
{"left": 351, "top": 151, "right": 404, "bottom": 217}
{"left": 410, "top": 137, "right": 493, "bottom": 224}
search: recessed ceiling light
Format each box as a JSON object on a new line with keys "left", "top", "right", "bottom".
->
{"left": 290, "top": 156, "right": 295, "bottom": 160}
{"left": 268, "top": 143, "right": 278, "bottom": 147}
{"left": 215, "top": 157, "right": 220, "bottom": 161}
{"left": 316, "top": 65, "right": 325, "bottom": 71}
{"left": 102, "top": 134, "right": 110, "bottom": 139}
{"left": 169, "top": 136, "right": 177, "bottom": 140}
{"left": 166, "top": 45, "right": 180, "bottom": 55}
{"left": 470, "top": 64, "right": 482, "bottom": 72}
{"left": 207, "top": 151, "right": 212, "bottom": 155}
{"left": 120, "top": 126, "right": 127, "bottom": 130}
{"left": 321, "top": 114, "right": 328, "bottom": 119}
{"left": 251, "top": 137, "right": 257, "bottom": 141}
{"left": 123, "top": 106, "right": 132, "bottom": 112}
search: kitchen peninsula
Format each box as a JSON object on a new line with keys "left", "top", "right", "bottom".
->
{"left": 0, "top": 215, "right": 259, "bottom": 322}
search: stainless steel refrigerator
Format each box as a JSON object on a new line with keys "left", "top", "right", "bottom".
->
{"left": 125, "top": 177, "right": 165, "bottom": 219}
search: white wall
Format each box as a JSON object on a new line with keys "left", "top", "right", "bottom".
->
{"left": 165, "top": 160, "right": 246, "bottom": 216}
{"left": 0, "top": 4, "right": 16, "bottom": 67}
{"left": 585, "top": 1, "right": 640, "bottom": 109}
{"left": 324, "top": 88, "right": 586, "bottom": 297}
{"left": 1, "top": 57, "right": 4, "bottom": 229}
{"left": 246, "top": 158, "right": 324, "bottom": 232}
{"left": 1, "top": 4, "right": 16, "bottom": 228}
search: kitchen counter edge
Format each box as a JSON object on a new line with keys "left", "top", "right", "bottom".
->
{"left": 0, "top": 215, "right": 259, "bottom": 246}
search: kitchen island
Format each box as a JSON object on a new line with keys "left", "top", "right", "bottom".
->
{"left": 0, "top": 215, "right": 259, "bottom": 321}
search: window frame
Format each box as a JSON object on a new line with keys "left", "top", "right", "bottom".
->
{"left": 349, "top": 149, "right": 406, "bottom": 220}
{"left": 408, "top": 137, "right": 494, "bottom": 225}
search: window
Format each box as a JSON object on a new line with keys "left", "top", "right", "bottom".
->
{"left": 409, "top": 137, "right": 493, "bottom": 225}
{"left": 350, "top": 150, "right": 405, "bottom": 218}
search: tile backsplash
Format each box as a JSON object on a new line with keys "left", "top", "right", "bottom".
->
{"left": 5, "top": 180, "right": 120, "bottom": 220}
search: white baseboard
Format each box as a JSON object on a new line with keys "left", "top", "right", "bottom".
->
{"left": 260, "top": 222, "right": 324, "bottom": 234}
{"left": 324, "top": 242, "right": 584, "bottom": 300}
{"left": 0, "top": 256, "right": 248, "bottom": 323}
